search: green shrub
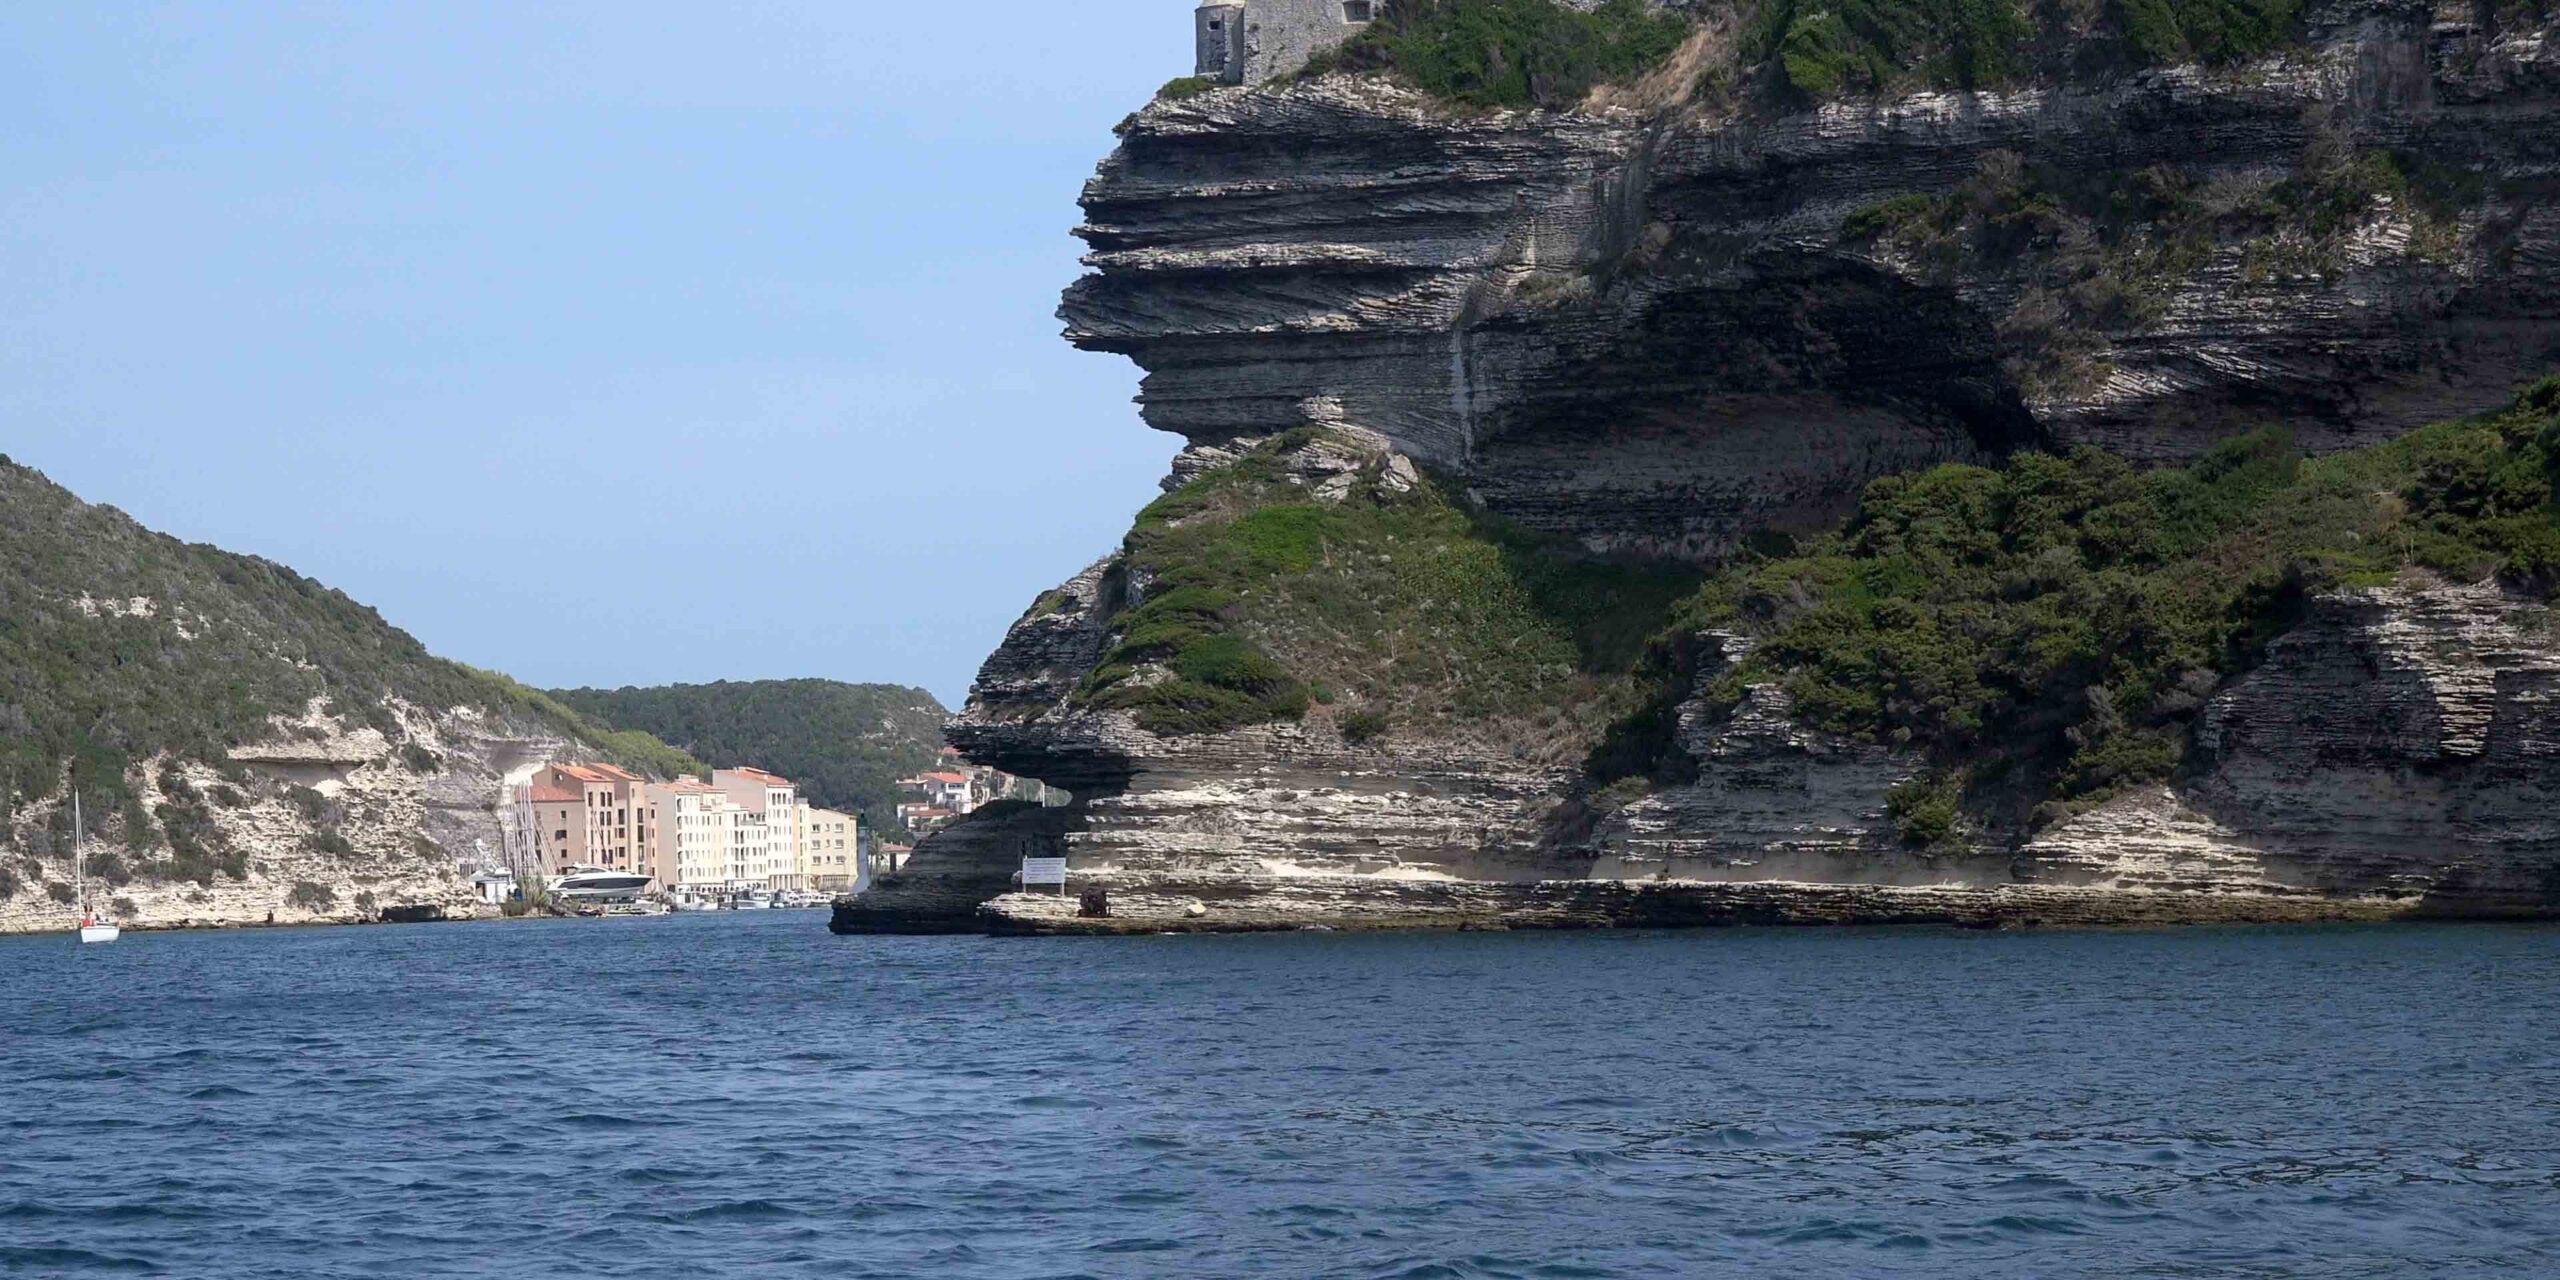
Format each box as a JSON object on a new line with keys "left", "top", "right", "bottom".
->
{"left": 1338, "top": 708, "right": 1392, "bottom": 744}
{"left": 1625, "top": 381, "right": 2560, "bottom": 816}
{"left": 286, "top": 786, "right": 329, "bottom": 821}
{"left": 1886, "top": 772, "right": 1964, "bottom": 846}
{"left": 2117, "top": 0, "right": 2302, "bottom": 64}
{"left": 1841, "top": 193, "right": 1941, "bottom": 241}
{"left": 153, "top": 795, "right": 245, "bottom": 885}
{"left": 85, "top": 851, "right": 133, "bottom": 887}
{"left": 1306, "top": 0, "right": 1693, "bottom": 108}
{"left": 1159, "top": 75, "right": 1220, "bottom": 100}
{"left": 397, "top": 742, "right": 441, "bottom": 772}
{"left": 1744, "top": 0, "right": 2028, "bottom": 97}
{"left": 287, "top": 880, "right": 336, "bottom": 912}
{"left": 0, "top": 867, "right": 18, "bottom": 900}
{"left": 46, "top": 881, "right": 76, "bottom": 905}
{"left": 308, "top": 830, "right": 355, "bottom": 858}
{"left": 1740, "top": 0, "right": 2301, "bottom": 102}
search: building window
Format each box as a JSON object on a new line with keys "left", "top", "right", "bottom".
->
{"left": 1342, "top": 1, "right": 1372, "bottom": 21}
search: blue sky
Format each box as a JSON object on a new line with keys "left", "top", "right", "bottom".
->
{"left": 1, "top": 2, "right": 1188, "bottom": 707}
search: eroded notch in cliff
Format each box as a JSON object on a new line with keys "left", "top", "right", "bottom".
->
{"left": 1466, "top": 255, "right": 2041, "bottom": 559}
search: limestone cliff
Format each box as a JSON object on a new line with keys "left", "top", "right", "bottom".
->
{"left": 840, "top": 0, "right": 2560, "bottom": 934}
{"left": 0, "top": 457, "right": 695, "bottom": 934}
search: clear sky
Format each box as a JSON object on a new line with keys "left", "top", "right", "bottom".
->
{"left": 2, "top": 2, "right": 1188, "bottom": 708}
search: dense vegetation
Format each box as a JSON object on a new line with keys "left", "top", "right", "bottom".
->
{"left": 547, "top": 680, "right": 950, "bottom": 832}
{"left": 1743, "top": 0, "right": 2302, "bottom": 98}
{"left": 1296, "top": 0, "right": 2323, "bottom": 110}
{"left": 1603, "top": 380, "right": 2560, "bottom": 837}
{"left": 0, "top": 458, "right": 696, "bottom": 890}
{"left": 1303, "top": 0, "right": 1693, "bottom": 108}
{"left": 1076, "top": 430, "right": 1698, "bottom": 760}
{"left": 1836, "top": 147, "right": 2484, "bottom": 396}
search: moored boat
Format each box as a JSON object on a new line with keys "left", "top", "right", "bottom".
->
{"left": 550, "top": 865, "right": 652, "bottom": 905}
{"left": 71, "top": 794, "right": 119, "bottom": 944}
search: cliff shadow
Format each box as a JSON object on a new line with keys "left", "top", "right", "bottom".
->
{"left": 1465, "top": 253, "right": 2041, "bottom": 562}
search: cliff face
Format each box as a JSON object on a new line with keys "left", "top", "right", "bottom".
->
{"left": 841, "top": 0, "right": 2560, "bottom": 935}
{"left": 1067, "top": 0, "right": 2559, "bottom": 556}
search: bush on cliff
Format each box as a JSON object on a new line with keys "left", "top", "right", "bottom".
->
{"left": 1837, "top": 148, "right": 2486, "bottom": 398}
{"left": 1303, "top": 0, "right": 1693, "bottom": 109}
{"left": 1743, "top": 0, "right": 2304, "bottom": 100}
{"left": 1076, "top": 430, "right": 1699, "bottom": 756}
{"left": 1611, "top": 379, "right": 2560, "bottom": 813}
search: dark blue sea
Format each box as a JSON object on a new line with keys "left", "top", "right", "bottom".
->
{"left": 3, "top": 914, "right": 2556, "bottom": 1277}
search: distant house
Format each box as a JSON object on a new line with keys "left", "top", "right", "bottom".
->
{"left": 470, "top": 868, "right": 519, "bottom": 907}
{"left": 796, "top": 805, "right": 861, "bottom": 892}
{"left": 1195, "top": 0, "right": 1373, "bottom": 86}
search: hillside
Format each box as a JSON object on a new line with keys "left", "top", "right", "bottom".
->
{"left": 546, "top": 680, "right": 949, "bottom": 831}
{"left": 0, "top": 456, "right": 700, "bottom": 931}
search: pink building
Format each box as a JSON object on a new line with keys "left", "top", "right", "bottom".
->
{"left": 512, "top": 762, "right": 651, "bottom": 879}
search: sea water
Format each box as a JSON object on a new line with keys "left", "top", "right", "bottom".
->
{"left": 3, "top": 914, "right": 2555, "bottom": 1277}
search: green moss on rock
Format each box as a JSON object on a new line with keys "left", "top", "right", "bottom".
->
{"left": 1075, "top": 431, "right": 1700, "bottom": 751}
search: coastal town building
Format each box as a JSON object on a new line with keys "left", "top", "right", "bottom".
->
{"left": 794, "top": 806, "right": 861, "bottom": 892}
{"left": 894, "top": 749, "right": 1045, "bottom": 835}
{"left": 642, "top": 779, "right": 735, "bottom": 892}
{"left": 516, "top": 760, "right": 877, "bottom": 895}
{"left": 509, "top": 762, "right": 651, "bottom": 879}
{"left": 712, "top": 767, "right": 799, "bottom": 889}
{"left": 1194, "top": 0, "right": 1371, "bottom": 86}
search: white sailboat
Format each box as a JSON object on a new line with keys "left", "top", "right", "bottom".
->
{"left": 72, "top": 793, "right": 120, "bottom": 945}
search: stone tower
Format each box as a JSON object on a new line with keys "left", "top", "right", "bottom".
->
{"left": 1193, "top": 0, "right": 1374, "bottom": 86}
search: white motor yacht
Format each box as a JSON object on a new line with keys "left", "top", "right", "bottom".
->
{"left": 550, "top": 865, "right": 652, "bottom": 904}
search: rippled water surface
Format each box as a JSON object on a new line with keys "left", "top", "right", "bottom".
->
{"left": 4, "top": 916, "right": 2558, "bottom": 1277}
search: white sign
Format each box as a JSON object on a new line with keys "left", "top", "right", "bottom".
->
{"left": 1021, "top": 857, "right": 1068, "bottom": 888}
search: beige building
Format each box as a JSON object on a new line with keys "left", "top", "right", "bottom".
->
{"left": 642, "top": 780, "right": 734, "bottom": 892}
{"left": 795, "top": 805, "right": 860, "bottom": 892}
{"left": 712, "top": 767, "right": 799, "bottom": 890}
{"left": 512, "top": 763, "right": 651, "bottom": 878}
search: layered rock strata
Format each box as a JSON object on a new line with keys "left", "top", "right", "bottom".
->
{"left": 839, "top": 575, "right": 2560, "bottom": 935}
{"left": 1067, "top": 0, "right": 2560, "bottom": 556}
{"left": 837, "top": 0, "right": 2560, "bottom": 936}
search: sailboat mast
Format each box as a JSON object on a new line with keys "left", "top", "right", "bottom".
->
{"left": 73, "top": 790, "right": 84, "bottom": 916}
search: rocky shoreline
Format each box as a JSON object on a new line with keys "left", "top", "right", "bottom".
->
{"left": 836, "top": 874, "right": 2548, "bottom": 939}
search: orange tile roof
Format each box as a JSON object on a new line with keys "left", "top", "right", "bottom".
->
{"left": 554, "top": 764, "right": 607, "bottom": 782}
{"left": 584, "top": 763, "right": 644, "bottom": 781}
{"left": 722, "top": 766, "right": 791, "bottom": 784}
{"left": 528, "top": 784, "right": 579, "bottom": 803}
{"left": 920, "top": 771, "right": 970, "bottom": 784}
